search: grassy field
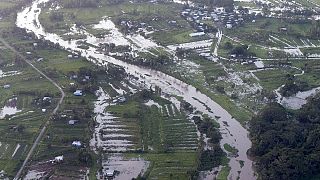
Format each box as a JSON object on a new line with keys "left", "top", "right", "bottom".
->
{"left": 292, "top": 59, "right": 320, "bottom": 89}
{"left": 0, "top": 1, "right": 16, "bottom": 10}
{"left": 143, "top": 152, "right": 198, "bottom": 180}
{"left": 217, "top": 166, "right": 231, "bottom": 180}
{"left": 224, "top": 18, "right": 320, "bottom": 58}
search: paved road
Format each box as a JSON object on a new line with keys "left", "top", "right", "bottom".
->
{"left": 0, "top": 37, "right": 65, "bottom": 180}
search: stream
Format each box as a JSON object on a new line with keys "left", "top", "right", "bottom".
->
{"left": 16, "top": 1, "right": 255, "bottom": 179}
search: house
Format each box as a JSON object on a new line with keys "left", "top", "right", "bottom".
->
{"left": 70, "top": 74, "right": 78, "bottom": 79}
{"left": 42, "top": 109, "right": 46, "bottom": 113}
{"left": 3, "top": 84, "right": 10, "bottom": 89}
{"left": 202, "top": 16, "right": 211, "bottom": 20}
{"left": 43, "top": 97, "right": 52, "bottom": 101}
{"left": 118, "top": 96, "right": 126, "bottom": 103}
{"left": 113, "top": 96, "right": 126, "bottom": 103}
{"left": 73, "top": 90, "right": 83, "bottom": 96}
{"left": 168, "top": 20, "right": 177, "bottom": 26}
{"left": 105, "top": 169, "right": 115, "bottom": 177}
{"left": 280, "top": 27, "right": 287, "bottom": 32}
{"left": 230, "top": 54, "right": 237, "bottom": 58}
{"left": 72, "top": 141, "right": 82, "bottom": 147}
{"left": 68, "top": 120, "right": 78, "bottom": 125}
{"left": 226, "top": 23, "right": 233, "bottom": 29}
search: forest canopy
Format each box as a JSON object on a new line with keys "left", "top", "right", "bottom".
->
{"left": 249, "top": 95, "right": 320, "bottom": 180}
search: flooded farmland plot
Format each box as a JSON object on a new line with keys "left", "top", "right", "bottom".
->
{"left": 0, "top": 97, "right": 22, "bottom": 119}
{"left": 91, "top": 85, "right": 201, "bottom": 179}
{"left": 91, "top": 87, "right": 142, "bottom": 152}
{"left": 100, "top": 154, "right": 149, "bottom": 180}
{"left": 23, "top": 159, "right": 89, "bottom": 180}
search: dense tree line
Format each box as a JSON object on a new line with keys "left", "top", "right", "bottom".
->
{"left": 249, "top": 96, "right": 320, "bottom": 180}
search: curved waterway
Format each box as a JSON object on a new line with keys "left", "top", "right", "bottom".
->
{"left": 16, "top": 1, "right": 255, "bottom": 179}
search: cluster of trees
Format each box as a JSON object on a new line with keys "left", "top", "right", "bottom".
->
{"left": 67, "top": 64, "right": 127, "bottom": 95}
{"left": 192, "top": 116, "right": 224, "bottom": 171}
{"left": 224, "top": 43, "right": 256, "bottom": 58}
{"left": 250, "top": 97, "right": 320, "bottom": 180}
{"left": 280, "top": 74, "right": 309, "bottom": 97}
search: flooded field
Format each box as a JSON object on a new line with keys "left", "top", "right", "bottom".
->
{"left": 101, "top": 154, "right": 149, "bottom": 180}
{"left": 0, "top": 97, "right": 22, "bottom": 119}
{"left": 276, "top": 86, "right": 320, "bottom": 109}
{"left": 16, "top": 0, "right": 256, "bottom": 179}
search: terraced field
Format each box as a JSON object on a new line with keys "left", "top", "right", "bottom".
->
{"left": 119, "top": 97, "right": 197, "bottom": 153}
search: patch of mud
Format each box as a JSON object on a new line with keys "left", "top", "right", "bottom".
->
{"left": 101, "top": 154, "right": 149, "bottom": 180}
{"left": 0, "top": 97, "right": 22, "bottom": 119}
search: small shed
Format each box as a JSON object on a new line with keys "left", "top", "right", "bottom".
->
{"left": 226, "top": 23, "right": 233, "bottom": 29}
{"left": 105, "top": 169, "right": 115, "bottom": 177}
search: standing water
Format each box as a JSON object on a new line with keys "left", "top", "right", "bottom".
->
{"left": 16, "top": 1, "right": 255, "bottom": 179}
{"left": 0, "top": 97, "right": 22, "bottom": 119}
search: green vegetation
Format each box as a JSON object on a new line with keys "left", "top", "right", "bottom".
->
{"left": 223, "top": 143, "right": 238, "bottom": 155}
{"left": 253, "top": 67, "right": 300, "bottom": 91}
{"left": 217, "top": 166, "right": 231, "bottom": 180}
{"left": 141, "top": 152, "right": 198, "bottom": 180}
{"left": 250, "top": 98, "right": 320, "bottom": 180}
{"left": 292, "top": 59, "right": 320, "bottom": 89}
